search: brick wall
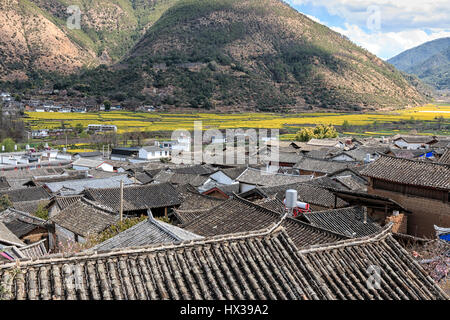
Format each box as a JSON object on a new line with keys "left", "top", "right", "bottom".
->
{"left": 368, "top": 186, "right": 450, "bottom": 237}
{"left": 385, "top": 213, "right": 407, "bottom": 234}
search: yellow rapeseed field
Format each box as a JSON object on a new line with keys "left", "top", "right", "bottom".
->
{"left": 24, "top": 105, "right": 450, "bottom": 134}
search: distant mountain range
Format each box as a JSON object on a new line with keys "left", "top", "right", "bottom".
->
{"left": 388, "top": 37, "right": 450, "bottom": 92}
{"left": 0, "top": 0, "right": 427, "bottom": 110}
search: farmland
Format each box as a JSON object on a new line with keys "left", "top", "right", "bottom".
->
{"left": 24, "top": 104, "right": 450, "bottom": 137}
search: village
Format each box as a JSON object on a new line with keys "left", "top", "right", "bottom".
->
{"left": 0, "top": 131, "right": 448, "bottom": 300}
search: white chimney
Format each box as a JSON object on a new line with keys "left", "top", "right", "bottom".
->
{"left": 14, "top": 145, "right": 17, "bottom": 151}
{"left": 393, "top": 210, "right": 399, "bottom": 216}
{"left": 365, "top": 154, "right": 371, "bottom": 163}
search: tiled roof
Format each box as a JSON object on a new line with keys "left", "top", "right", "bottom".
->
{"left": 303, "top": 206, "right": 382, "bottom": 238}
{"left": 52, "top": 195, "right": 84, "bottom": 211}
{"left": 307, "top": 138, "right": 343, "bottom": 147}
{"left": 0, "top": 208, "right": 47, "bottom": 226}
{"left": 0, "top": 221, "right": 24, "bottom": 247}
{"left": 258, "top": 182, "right": 348, "bottom": 209}
{"left": 91, "top": 215, "right": 203, "bottom": 251}
{"left": 297, "top": 226, "right": 448, "bottom": 300}
{"left": 294, "top": 156, "right": 358, "bottom": 174}
{"left": 12, "top": 199, "right": 51, "bottom": 215}
{"left": 0, "top": 225, "right": 446, "bottom": 300}
{"left": 183, "top": 197, "right": 345, "bottom": 248}
{"left": 0, "top": 186, "right": 50, "bottom": 203}
{"left": 177, "top": 189, "right": 224, "bottom": 212}
{"left": 360, "top": 155, "right": 450, "bottom": 190}
{"left": 220, "top": 166, "right": 247, "bottom": 180}
{"left": 0, "top": 177, "right": 10, "bottom": 189}
{"left": 236, "top": 168, "right": 313, "bottom": 186}
{"left": 45, "top": 175, "right": 134, "bottom": 195}
{"left": 0, "top": 240, "right": 48, "bottom": 263}
{"left": 439, "top": 148, "right": 450, "bottom": 164}
{"left": 50, "top": 198, "right": 118, "bottom": 237}
{"left": 394, "top": 135, "right": 436, "bottom": 144}
{"left": 84, "top": 182, "right": 182, "bottom": 212}
{"left": 3, "top": 218, "right": 45, "bottom": 238}
{"left": 172, "top": 164, "right": 216, "bottom": 175}
{"left": 168, "top": 173, "right": 209, "bottom": 187}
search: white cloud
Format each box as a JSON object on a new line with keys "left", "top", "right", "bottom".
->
{"left": 287, "top": 0, "right": 450, "bottom": 31}
{"left": 331, "top": 24, "right": 450, "bottom": 59}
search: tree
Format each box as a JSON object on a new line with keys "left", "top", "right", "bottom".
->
{"left": 1, "top": 138, "right": 15, "bottom": 152}
{"left": 75, "top": 123, "right": 84, "bottom": 134}
{"left": 103, "top": 100, "right": 112, "bottom": 111}
{"left": 341, "top": 120, "right": 350, "bottom": 131}
{"left": 34, "top": 203, "right": 49, "bottom": 220}
{"left": 0, "top": 195, "right": 12, "bottom": 212}
{"left": 295, "top": 124, "right": 339, "bottom": 142}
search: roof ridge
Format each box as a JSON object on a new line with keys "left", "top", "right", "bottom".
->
{"left": 297, "top": 223, "right": 393, "bottom": 254}
{"left": 0, "top": 224, "right": 289, "bottom": 269}
{"left": 147, "top": 213, "right": 183, "bottom": 241}
{"left": 375, "top": 154, "right": 450, "bottom": 168}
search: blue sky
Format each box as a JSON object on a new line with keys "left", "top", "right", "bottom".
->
{"left": 285, "top": 0, "right": 450, "bottom": 60}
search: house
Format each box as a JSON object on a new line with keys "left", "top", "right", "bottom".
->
{"left": 0, "top": 207, "right": 48, "bottom": 244}
{"left": 49, "top": 197, "right": 118, "bottom": 245}
{"left": 0, "top": 223, "right": 447, "bottom": 300}
{"left": 0, "top": 186, "right": 51, "bottom": 203}
{"left": 83, "top": 182, "right": 182, "bottom": 217}
{"left": 361, "top": 155, "right": 450, "bottom": 237}
{"left": 110, "top": 147, "right": 140, "bottom": 161}
{"left": 393, "top": 135, "right": 437, "bottom": 150}
{"left": 201, "top": 183, "right": 240, "bottom": 199}
{"left": 44, "top": 175, "right": 134, "bottom": 196}
{"left": 138, "top": 146, "right": 170, "bottom": 160}
{"left": 87, "top": 124, "right": 117, "bottom": 133}
{"left": 307, "top": 138, "right": 345, "bottom": 149}
{"left": 0, "top": 221, "right": 25, "bottom": 248}
{"left": 301, "top": 206, "right": 382, "bottom": 238}
{"left": 72, "top": 158, "right": 114, "bottom": 172}
{"left": 0, "top": 240, "right": 48, "bottom": 262}
{"left": 235, "top": 167, "right": 313, "bottom": 193}
{"left": 439, "top": 148, "right": 450, "bottom": 164}
{"left": 73, "top": 151, "right": 104, "bottom": 160}
{"left": 182, "top": 196, "right": 347, "bottom": 248}
{"left": 239, "top": 181, "right": 349, "bottom": 211}
{"left": 294, "top": 156, "right": 359, "bottom": 177}
{"left": 90, "top": 213, "right": 202, "bottom": 251}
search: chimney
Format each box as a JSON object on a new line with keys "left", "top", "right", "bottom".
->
{"left": 365, "top": 154, "right": 371, "bottom": 163}
{"left": 363, "top": 208, "right": 367, "bottom": 224}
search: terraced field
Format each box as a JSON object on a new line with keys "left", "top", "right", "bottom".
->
{"left": 24, "top": 104, "right": 450, "bottom": 135}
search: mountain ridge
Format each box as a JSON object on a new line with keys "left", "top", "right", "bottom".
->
{"left": 388, "top": 37, "right": 450, "bottom": 92}
{"left": 0, "top": 0, "right": 427, "bottom": 111}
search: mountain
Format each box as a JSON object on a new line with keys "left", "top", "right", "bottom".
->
{"left": 388, "top": 37, "right": 450, "bottom": 91}
{"left": 1, "top": 0, "right": 426, "bottom": 111}
{"left": 0, "top": 0, "right": 178, "bottom": 81}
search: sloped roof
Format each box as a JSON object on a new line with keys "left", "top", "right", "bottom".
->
{"left": 0, "top": 177, "right": 10, "bottom": 189}
{"left": 50, "top": 198, "right": 118, "bottom": 237}
{"left": 297, "top": 226, "right": 448, "bottom": 300}
{"left": 303, "top": 206, "right": 382, "bottom": 238}
{"left": 3, "top": 218, "right": 45, "bottom": 238}
{"left": 236, "top": 167, "right": 312, "bottom": 186}
{"left": 258, "top": 182, "right": 348, "bottom": 209}
{"left": 84, "top": 182, "right": 182, "bottom": 212}
{"left": 177, "top": 189, "right": 224, "bottom": 212}
{"left": 307, "top": 139, "right": 344, "bottom": 147}
{"left": 0, "top": 225, "right": 446, "bottom": 300}
{"left": 45, "top": 175, "right": 134, "bottom": 195}
{"left": 294, "top": 156, "right": 358, "bottom": 174}
{"left": 183, "top": 197, "right": 345, "bottom": 248}
{"left": 439, "top": 148, "right": 450, "bottom": 164}
{"left": 12, "top": 199, "right": 51, "bottom": 215}
{"left": 91, "top": 215, "right": 203, "bottom": 251}
{"left": 220, "top": 166, "right": 247, "bottom": 180}
{"left": 0, "top": 186, "right": 50, "bottom": 203}
{"left": 172, "top": 164, "right": 216, "bottom": 175}
{"left": 394, "top": 135, "right": 436, "bottom": 144}
{"left": 0, "top": 221, "right": 24, "bottom": 247}
{"left": 360, "top": 155, "right": 450, "bottom": 190}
